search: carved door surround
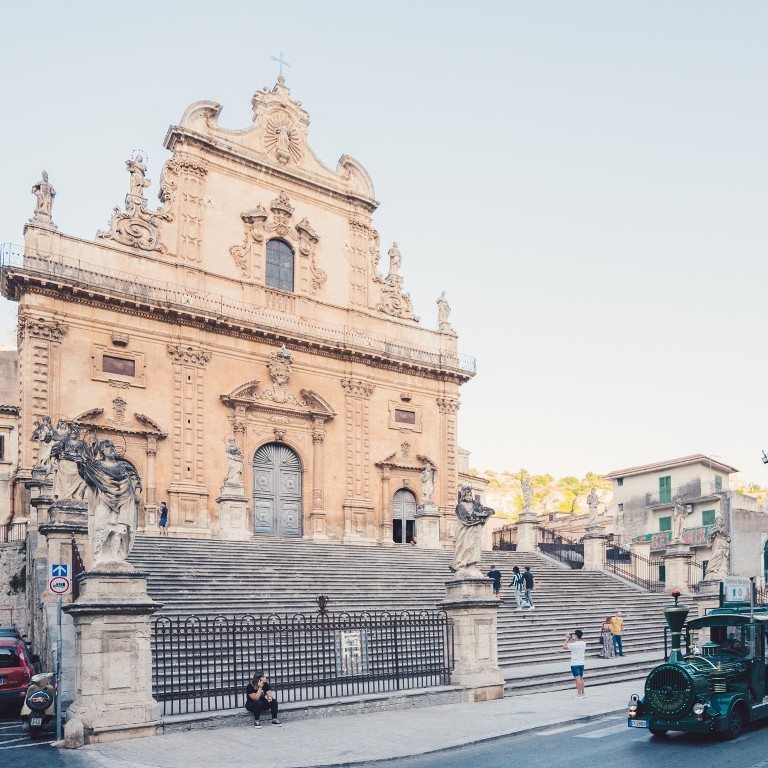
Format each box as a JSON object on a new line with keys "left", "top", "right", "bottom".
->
{"left": 221, "top": 373, "right": 335, "bottom": 541}
{"left": 374, "top": 449, "right": 438, "bottom": 547}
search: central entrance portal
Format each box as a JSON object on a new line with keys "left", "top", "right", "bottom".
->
{"left": 253, "top": 442, "right": 302, "bottom": 537}
{"left": 392, "top": 488, "right": 417, "bottom": 544}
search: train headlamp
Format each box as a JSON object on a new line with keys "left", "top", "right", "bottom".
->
{"left": 627, "top": 693, "right": 639, "bottom": 716}
{"left": 692, "top": 702, "right": 707, "bottom": 717}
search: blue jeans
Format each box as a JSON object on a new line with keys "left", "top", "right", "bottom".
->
{"left": 524, "top": 589, "right": 534, "bottom": 607}
{"left": 613, "top": 634, "right": 623, "bottom": 655}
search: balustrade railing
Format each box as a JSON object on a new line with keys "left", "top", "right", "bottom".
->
{"left": 1, "top": 243, "right": 476, "bottom": 375}
{"left": 0, "top": 521, "right": 27, "bottom": 544}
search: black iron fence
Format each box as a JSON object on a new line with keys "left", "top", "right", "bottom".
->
{"left": 603, "top": 541, "right": 665, "bottom": 591}
{"left": 536, "top": 526, "right": 584, "bottom": 569}
{"left": 492, "top": 525, "right": 517, "bottom": 551}
{"left": 152, "top": 609, "right": 454, "bottom": 716}
{"left": 687, "top": 559, "right": 706, "bottom": 593}
{"left": 0, "top": 521, "right": 27, "bottom": 544}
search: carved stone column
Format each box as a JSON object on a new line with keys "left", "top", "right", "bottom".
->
{"left": 515, "top": 513, "right": 539, "bottom": 553}
{"left": 310, "top": 417, "right": 328, "bottom": 541}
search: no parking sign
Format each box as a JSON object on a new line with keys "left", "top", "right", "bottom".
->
{"left": 49, "top": 576, "right": 70, "bottom": 594}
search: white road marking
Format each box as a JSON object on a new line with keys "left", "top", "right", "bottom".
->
{"left": 536, "top": 717, "right": 620, "bottom": 736}
{"left": 0, "top": 738, "right": 53, "bottom": 749}
{"left": 576, "top": 723, "right": 629, "bottom": 739}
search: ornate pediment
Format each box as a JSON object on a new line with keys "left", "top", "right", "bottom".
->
{"left": 71, "top": 404, "right": 167, "bottom": 438}
{"left": 375, "top": 445, "right": 433, "bottom": 472}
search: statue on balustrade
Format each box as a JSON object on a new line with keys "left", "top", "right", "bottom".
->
{"left": 50, "top": 422, "right": 89, "bottom": 502}
{"left": 451, "top": 483, "right": 494, "bottom": 577}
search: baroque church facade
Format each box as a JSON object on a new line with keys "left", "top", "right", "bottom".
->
{"left": 3, "top": 77, "right": 477, "bottom": 550}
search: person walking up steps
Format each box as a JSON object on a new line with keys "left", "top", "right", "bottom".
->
{"left": 487, "top": 564, "right": 502, "bottom": 599}
{"left": 522, "top": 565, "right": 535, "bottom": 610}
{"left": 510, "top": 566, "right": 525, "bottom": 611}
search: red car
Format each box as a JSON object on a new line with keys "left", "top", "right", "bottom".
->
{"left": 0, "top": 636, "right": 36, "bottom": 713}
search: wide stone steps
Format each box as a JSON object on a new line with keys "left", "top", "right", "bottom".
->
{"left": 128, "top": 536, "right": 678, "bottom": 674}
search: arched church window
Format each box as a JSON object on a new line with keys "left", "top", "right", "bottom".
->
{"left": 265, "top": 239, "right": 294, "bottom": 292}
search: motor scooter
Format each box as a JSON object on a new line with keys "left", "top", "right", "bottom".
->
{"left": 20, "top": 672, "right": 56, "bottom": 738}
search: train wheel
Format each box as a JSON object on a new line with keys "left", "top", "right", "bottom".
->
{"left": 722, "top": 706, "right": 745, "bottom": 740}
{"left": 649, "top": 728, "right": 668, "bottom": 737}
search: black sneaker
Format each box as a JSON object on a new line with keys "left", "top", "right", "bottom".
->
{"left": 271, "top": 719, "right": 283, "bottom": 726}
{"left": 254, "top": 720, "right": 262, "bottom": 728}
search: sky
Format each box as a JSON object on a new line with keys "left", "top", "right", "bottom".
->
{"left": 1, "top": 1, "right": 767, "bottom": 483}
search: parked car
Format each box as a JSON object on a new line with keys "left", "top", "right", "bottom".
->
{"left": 0, "top": 636, "right": 37, "bottom": 714}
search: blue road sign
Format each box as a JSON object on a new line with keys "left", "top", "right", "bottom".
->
{"left": 51, "top": 563, "right": 68, "bottom": 578}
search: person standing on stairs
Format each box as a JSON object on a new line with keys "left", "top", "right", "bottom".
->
{"left": 158, "top": 501, "right": 169, "bottom": 536}
{"left": 510, "top": 566, "right": 525, "bottom": 611}
{"left": 487, "top": 565, "right": 502, "bottom": 598}
{"left": 522, "top": 565, "right": 535, "bottom": 609}
{"left": 562, "top": 629, "right": 587, "bottom": 698}
{"left": 610, "top": 610, "right": 625, "bottom": 656}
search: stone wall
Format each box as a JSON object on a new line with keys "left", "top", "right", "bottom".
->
{"left": 0, "top": 541, "right": 28, "bottom": 634}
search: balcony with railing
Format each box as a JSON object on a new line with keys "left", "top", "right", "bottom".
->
{"left": 645, "top": 479, "right": 724, "bottom": 507}
{"left": 0, "top": 243, "right": 476, "bottom": 378}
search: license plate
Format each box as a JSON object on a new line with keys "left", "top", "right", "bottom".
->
{"left": 30, "top": 716, "right": 43, "bottom": 727}
{"left": 628, "top": 718, "right": 649, "bottom": 728}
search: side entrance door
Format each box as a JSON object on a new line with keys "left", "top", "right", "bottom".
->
{"left": 392, "top": 488, "right": 417, "bottom": 544}
{"left": 253, "top": 442, "right": 302, "bottom": 537}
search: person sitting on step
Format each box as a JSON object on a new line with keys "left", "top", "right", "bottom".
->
{"left": 245, "top": 670, "right": 282, "bottom": 727}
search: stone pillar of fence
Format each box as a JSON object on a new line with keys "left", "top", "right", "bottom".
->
{"left": 416, "top": 501, "right": 442, "bottom": 548}
{"left": 63, "top": 570, "right": 161, "bottom": 746}
{"left": 515, "top": 514, "right": 538, "bottom": 553}
{"left": 582, "top": 525, "right": 607, "bottom": 571}
{"left": 662, "top": 542, "right": 692, "bottom": 594}
{"left": 440, "top": 578, "right": 505, "bottom": 702}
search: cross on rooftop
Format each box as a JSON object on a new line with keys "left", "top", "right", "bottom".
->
{"left": 271, "top": 51, "right": 291, "bottom": 77}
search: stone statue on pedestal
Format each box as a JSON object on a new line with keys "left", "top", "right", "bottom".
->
{"left": 672, "top": 499, "right": 693, "bottom": 542}
{"left": 31, "top": 170, "right": 57, "bottom": 226}
{"left": 437, "top": 291, "right": 452, "bottom": 331}
{"left": 703, "top": 518, "right": 730, "bottom": 581}
{"left": 451, "top": 484, "right": 494, "bottom": 576}
{"left": 420, "top": 463, "right": 436, "bottom": 502}
{"left": 520, "top": 471, "right": 534, "bottom": 517}
{"left": 50, "top": 422, "right": 89, "bottom": 501}
{"left": 78, "top": 438, "right": 142, "bottom": 569}
{"left": 223, "top": 437, "right": 244, "bottom": 487}
{"left": 126, "top": 155, "right": 150, "bottom": 198}
{"left": 587, "top": 487, "right": 599, "bottom": 526}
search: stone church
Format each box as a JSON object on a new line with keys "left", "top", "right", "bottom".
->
{"left": 3, "top": 77, "right": 479, "bottom": 552}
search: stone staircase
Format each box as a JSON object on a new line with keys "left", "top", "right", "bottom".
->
{"left": 128, "top": 536, "right": 682, "bottom": 693}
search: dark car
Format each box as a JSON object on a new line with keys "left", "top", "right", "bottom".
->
{"left": 0, "top": 637, "right": 37, "bottom": 714}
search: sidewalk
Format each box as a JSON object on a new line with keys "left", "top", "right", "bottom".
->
{"left": 77, "top": 676, "right": 643, "bottom": 768}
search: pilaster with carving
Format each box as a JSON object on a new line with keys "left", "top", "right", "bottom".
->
{"left": 18, "top": 315, "right": 68, "bottom": 469}
{"left": 165, "top": 155, "right": 208, "bottom": 263}
{"left": 437, "top": 396, "right": 461, "bottom": 542}
{"left": 166, "top": 344, "right": 211, "bottom": 535}
{"left": 310, "top": 416, "right": 328, "bottom": 540}
{"left": 340, "top": 379, "right": 375, "bottom": 543}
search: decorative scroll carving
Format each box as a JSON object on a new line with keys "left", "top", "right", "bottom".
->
{"left": 267, "top": 344, "right": 293, "bottom": 386}
{"left": 270, "top": 193, "right": 294, "bottom": 237}
{"left": 167, "top": 345, "right": 211, "bottom": 367}
{"left": 295, "top": 217, "right": 326, "bottom": 294}
{"left": 377, "top": 242, "right": 418, "bottom": 321}
{"left": 341, "top": 379, "right": 375, "bottom": 399}
{"left": 230, "top": 205, "right": 268, "bottom": 278}
{"left": 97, "top": 156, "right": 173, "bottom": 253}
{"left": 106, "top": 396, "right": 129, "bottom": 427}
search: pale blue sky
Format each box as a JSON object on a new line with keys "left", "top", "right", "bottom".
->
{"left": 1, "top": 1, "right": 766, "bottom": 482}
